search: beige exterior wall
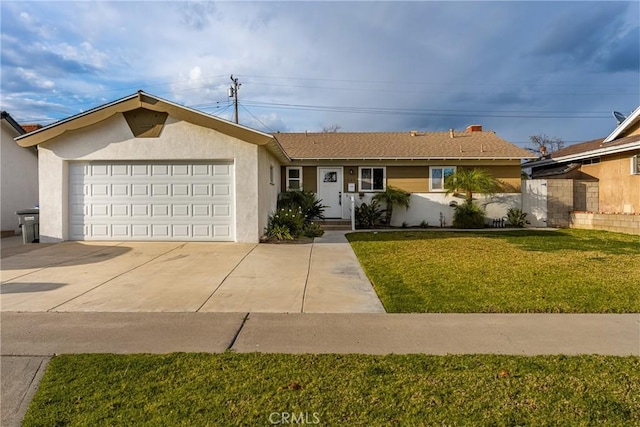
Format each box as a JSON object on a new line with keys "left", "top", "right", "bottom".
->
{"left": 257, "top": 146, "right": 280, "bottom": 237}
{"left": 387, "top": 166, "right": 429, "bottom": 193}
{"left": 580, "top": 150, "right": 640, "bottom": 213}
{"left": 38, "top": 113, "right": 265, "bottom": 243}
{"left": 303, "top": 166, "right": 317, "bottom": 193}
{"left": 620, "top": 121, "right": 640, "bottom": 138}
{"left": 1, "top": 122, "right": 39, "bottom": 234}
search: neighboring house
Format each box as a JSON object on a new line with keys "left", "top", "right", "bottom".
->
{"left": 15, "top": 91, "right": 533, "bottom": 243}
{"left": 1, "top": 111, "right": 39, "bottom": 236}
{"left": 275, "top": 129, "right": 534, "bottom": 226}
{"left": 526, "top": 106, "right": 640, "bottom": 214}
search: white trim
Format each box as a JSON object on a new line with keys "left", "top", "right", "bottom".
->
{"left": 526, "top": 141, "right": 640, "bottom": 168}
{"left": 358, "top": 166, "right": 386, "bottom": 192}
{"left": 604, "top": 105, "right": 640, "bottom": 143}
{"left": 429, "top": 166, "right": 456, "bottom": 192}
{"left": 285, "top": 166, "right": 303, "bottom": 190}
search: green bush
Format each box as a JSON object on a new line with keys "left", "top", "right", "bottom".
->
{"left": 266, "top": 223, "right": 293, "bottom": 240}
{"left": 277, "top": 190, "right": 326, "bottom": 225}
{"left": 419, "top": 220, "right": 429, "bottom": 229}
{"left": 452, "top": 201, "right": 486, "bottom": 229}
{"left": 303, "top": 222, "right": 324, "bottom": 238}
{"left": 267, "top": 207, "right": 305, "bottom": 239}
{"left": 355, "top": 200, "right": 385, "bottom": 229}
{"left": 506, "top": 208, "right": 529, "bottom": 228}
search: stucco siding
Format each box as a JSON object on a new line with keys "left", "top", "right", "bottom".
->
{"left": 258, "top": 146, "right": 281, "bottom": 237}
{"left": 38, "top": 114, "right": 262, "bottom": 243}
{"left": 1, "top": 123, "right": 38, "bottom": 233}
{"left": 586, "top": 151, "right": 640, "bottom": 213}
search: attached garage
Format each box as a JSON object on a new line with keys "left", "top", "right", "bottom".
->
{"left": 16, "top": 91, "right": 288, "bottom": 243}
{"left": 69, "top": 161, "right": 235, "bottom": 241}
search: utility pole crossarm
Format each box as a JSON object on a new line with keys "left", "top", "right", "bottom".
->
{"left": 230, "top": 74, "right": 241, "bottom": 124}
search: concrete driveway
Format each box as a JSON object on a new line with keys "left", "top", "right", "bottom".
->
{"left": 0, "top": 232, "right": 384, "bottom": 313}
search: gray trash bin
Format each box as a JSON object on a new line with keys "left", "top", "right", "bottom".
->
{"left": 16, "top": 209, "right": 39, "bottom": 244}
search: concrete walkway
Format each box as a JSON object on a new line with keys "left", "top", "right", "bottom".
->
{"left": 0, "top": 231, "right": 384, "bottom": 313}
{"left": 2, "top": 312, "right": 639, "bottom": 426}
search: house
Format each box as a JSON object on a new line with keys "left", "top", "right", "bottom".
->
{"left": 524, "top": 107, "right": 640, "bottom": 234}
{"left": 15, "top": 91, "right": 533, "bottom": 243}
{"left": 274, "top": 129, "right": 534, "bottom": 227}
{"left": 1, "top": 111, "right": 39, "bottom": 236}
{"left": 15, "top": 92, "right": 287, "bottom": 243}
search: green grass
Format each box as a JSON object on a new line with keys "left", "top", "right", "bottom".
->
{"left": 347, "top": 229, "right": 640, "bottom": 313}
{"left": 24, "top": 353, "right": 640, "bottom": 426}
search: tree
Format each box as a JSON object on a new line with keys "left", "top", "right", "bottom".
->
{"left": 372, "top": 186, "right": 411, "bottom": 226}
{"left": 527, "top": 133, "right": 564, "bottom": 157}
{"left": 444, "top": 168, "right": 499, "bottom": 203}
{"left": 321, "top": 124, "right": 342, "bottom": 133}
{"left": 444, "top": 168, "right": 499, "bottom": 229}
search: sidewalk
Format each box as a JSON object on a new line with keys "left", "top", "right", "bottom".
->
{"left": 2, "top": 312, "right": 638, "bottom": 427}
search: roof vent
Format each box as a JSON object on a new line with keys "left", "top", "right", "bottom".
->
{"left": 450, "top": 128, "right": 454, "bottom": 138}
{"left": 410, "top": 130, "right": 418, "bottom": 136}
{"left": 466, "top": 125, "right": 482, "bottom": 132}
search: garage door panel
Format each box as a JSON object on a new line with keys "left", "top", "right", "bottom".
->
{"left": 69, "top": 162, "right": 235, "bottom": 241}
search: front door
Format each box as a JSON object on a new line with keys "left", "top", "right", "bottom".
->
{"left": 317, "top": 167, "right": 343, "bottom": 218}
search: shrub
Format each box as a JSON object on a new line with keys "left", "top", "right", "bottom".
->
{"left": 372, "top": 186, "right": 411, "bottom": 226}
{"left": 355, "top": 200, "right": 385, "bottom": 229}
{"left": 267, "top": 207, "right": 305, "bottom": 238}
{"left": 303, "top": 222, "right": 325, "bottom": 238}
{"left": 506, "top": 208, "right": 529, "bottom": 228}
{"left": 419, "top": 220, "right": 429, "bottom": 229}
{"left": 266, "top": 223, "right": 293, "bottom": 240}
{"left": 452, "top": 201, "right": 486, "bottom": 229}
{"left": 278, "top": 190, "right": 326, "bottom": 225}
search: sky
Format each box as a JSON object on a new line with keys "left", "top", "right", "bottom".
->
{"left": 1, "top": 1, "right": 639, "bottom": 149}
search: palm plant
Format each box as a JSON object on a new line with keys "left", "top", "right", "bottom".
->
{"left": 372, "top": 186, "right": 411, "bottom": 226}
{"left": 444, "top": 168, "right": 498, "bottom": 203}
{"left": 444, "top": 168, "right": 499, "bottom": 229}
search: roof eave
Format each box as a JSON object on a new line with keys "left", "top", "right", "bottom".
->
{"left": 289, "top": 156, "right": 533, "bottom": 161}
{"left": 525, "top": 141, "right": 640, "bottom": 168}
{"left": 603, "top": 105, "right": 640, "bottom": 143}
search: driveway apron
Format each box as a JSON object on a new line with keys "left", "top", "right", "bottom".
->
{"left": 1, "top": 233, "right": 384, "bottom": 313}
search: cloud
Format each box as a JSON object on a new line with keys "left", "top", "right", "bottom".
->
{"left": 179, "top": 1, "right": 217, "bottom": 30}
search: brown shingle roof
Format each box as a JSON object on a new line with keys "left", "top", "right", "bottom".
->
{"left": 547, "top": 133, "right": 640, "bottom": 159}
{"left": 275, "top": 130, "right": 533, "bottom": 160}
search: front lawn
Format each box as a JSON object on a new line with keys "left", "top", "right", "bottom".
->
{"left": 347, "top": 229, "right": 640, "bottom": 313}
{"left": 24, "top": 353, "right": 640, "bottom": 426}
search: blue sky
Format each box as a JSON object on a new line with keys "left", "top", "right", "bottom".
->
{"left": 1, "top": 1, "right": 638, "bottom": 148}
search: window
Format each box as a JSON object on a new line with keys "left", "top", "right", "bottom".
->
{"left": 269, "top": 165, "right": 275, "bottom": 185}
{"left": 632, "top": 155, "right": 640, "bottom": 175}
{"left": 286, "top": 167, "right": 302, "bottom": 190}
{"left": 430, "top": 166, "right": 456, "bottom": 191}
{"left": 359, "top": 167, "right": 385, "bottom": 191}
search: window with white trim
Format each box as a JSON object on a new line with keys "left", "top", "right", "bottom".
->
{"left": 359, "top": 167, "right": 385, "bottom": 191}
{"left": 286, "top": 167, "right": 302, "bottom": 190}
{"left": 632, "top": 155, "right": 640, "bottom": 175}
{"left": 430, "top": 166, "right": 456, "bottom": 191}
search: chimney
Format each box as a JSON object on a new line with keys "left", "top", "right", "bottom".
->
{"left": 449, "top": 128, "right": 454, "bottom": 138}
{"left": 540, "top": 146, "right": 547, "bottom": 157}
{"left": 466, "top": 124, "right": 482, "bottom": 133}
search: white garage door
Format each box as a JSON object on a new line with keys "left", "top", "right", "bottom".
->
{"left": 69, "top": 161, "right": 235, "bottom": 241}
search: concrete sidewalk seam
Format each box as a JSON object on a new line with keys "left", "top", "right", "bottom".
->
{"left": 47, "top": 244, "right": 186, "bottom": 311}
{"left": 300, "top": 240, "right": 315, "bottom": 313}
{"left": 196, "top": 244, "right": 258, "bottom": 312}
{"left": 226, "top": 312, "right": 250, "bottom": 350}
